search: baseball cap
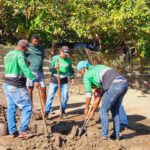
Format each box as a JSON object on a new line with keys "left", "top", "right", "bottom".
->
{"left": 60, "top": 46, "right": 69, "bottom": 55}
{"left": 77, "top": 60, "right": 91, "bottom": 71}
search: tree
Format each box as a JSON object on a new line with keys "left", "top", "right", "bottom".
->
{"left": 0, "top": 0, "right": 150, "bottom": 57}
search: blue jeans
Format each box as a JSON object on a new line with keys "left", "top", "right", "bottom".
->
{"left": 100, "top": 81, "right": 128, "bottom": 137}
{"left": 120, "top": 104, "right": 128, "bottom": 126}
{"left": 3, "top": 83, "right": 32, "bottom": 134}
{"left": 45, "top": 83, "right": 68, "bottom": 113}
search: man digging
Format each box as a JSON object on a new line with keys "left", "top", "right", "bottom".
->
{"left": 77, "top": 60, "right": 128, "bottom": 140}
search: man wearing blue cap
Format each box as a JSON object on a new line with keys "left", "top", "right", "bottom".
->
{"left": 77, "top": 60, "right": 128, "bottom": 141}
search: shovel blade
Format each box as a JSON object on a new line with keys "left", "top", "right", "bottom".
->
{"left": 78, "top": 127, "right": 86, "bottom": 136}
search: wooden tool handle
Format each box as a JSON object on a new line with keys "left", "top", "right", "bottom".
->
{"left": 56, "top": 59, "right": 62, "bottom": 115}
{"left": 37, "top": 90, "right": 50, "bottom": 136}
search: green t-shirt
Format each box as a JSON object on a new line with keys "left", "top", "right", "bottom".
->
{"left": 83, "top": 65, "right": 111, "bottom": 97}
{"left": 50, "top": 55, "right": 74, "bottom": 78}
{"left": 26, "top": 43, "right": 44, "bottom": 72}
{"left": 4, "top": 50, "right": 35, "bottom": 87}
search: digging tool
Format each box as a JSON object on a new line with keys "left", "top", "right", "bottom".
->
{"left": 37, "top": 89, "right": 51, "bottom": 138}
{"left": 56, "top": 59, "right": 63, "bottom": 119}
{"left": 78, "top": 98, "right": 94, "bottom": 136}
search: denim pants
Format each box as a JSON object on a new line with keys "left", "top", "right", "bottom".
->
{"left": 45, "top": 83, "right": 68, "bottom": 113}
{"left": 120, "top": 104, "right": 128, "bottom": 126}
{"left": 3, "top": 83, "right": 32, "bottom": 134}
{"left": 100, "top": 81, "right": 128, "bottom": 137}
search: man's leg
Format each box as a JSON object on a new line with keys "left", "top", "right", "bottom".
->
{"left": 100, "top": 83, "right": 124, "bottom": 138}
{"left": 119, "top": 104, "right": 128, "bottom": 127}
{"left": 3, "top": 84, "right": 17, "bottom": 135}
{"left": 38, "top": 72, "right": 47, "bottom": 107}
{"left": 28, "top": 86, "right": 34, "bottom": 102}
{"left": 100, "top": 91, "right": 114, "bottom": 138}
{"left": 40, "top": 87, "right": 47, "bottom": 107}
{"left": 45, "top": 83, "right": 58, "bottom": 114}
{"left": 110, "top": 82, "right": 128, "bottom": 140}
{"left": 26, "top": 77, "right": 34, "bottom": 103}
{"left": 13, "top": 88, "right": 32, "bottom": 133}
{"left": 110, "top": 97, "right": 123, "bottom": 138}
{"left": 61, "top": 83, "right": 68, "bottom": 113}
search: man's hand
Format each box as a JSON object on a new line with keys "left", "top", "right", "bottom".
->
{"left": 84, "top": 107, "right": 89, "bottom": 116}
{"left": 71, "top": 78, "right": 75, "bottom": 85}
{"left": 34, "top": 82, "right": 40, "bottom": 89}
{"left": 54, "top": 63, "right": 59, "bottom": 69}
{"left": 89, "top": 109, "right": 95, "bottom": 120}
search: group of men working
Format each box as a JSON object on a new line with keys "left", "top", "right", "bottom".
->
{"left": 3, "top": 34, "right": 128, "bottom": 141}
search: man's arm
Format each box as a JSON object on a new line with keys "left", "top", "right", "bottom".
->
{"left": 17, "top": 52, "right": 35, "bottom": 80}
{"left": 68, "top": 59, "right": 74, "bottom": 78}
{"left": 17, "top": 52, "right": 40, "bottom": 88}
{"left": 49, "top": 56, "right": 57, "bottom": 72}
{"left": 83, "top": 75, "right": 92, "bottom": 114}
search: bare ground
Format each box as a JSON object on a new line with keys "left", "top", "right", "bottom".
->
{"left": 0, "top": 85, "right": 150, "bottom": 150}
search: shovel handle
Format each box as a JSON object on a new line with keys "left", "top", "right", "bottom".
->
{"left": 83, "top": 96, "right": 95, "bottom": 129}
{"left": 37, "top": 89, "right": 50, "bottom": 136}
{"left": 56, "top": 59, "right": 62, "bottom": 116}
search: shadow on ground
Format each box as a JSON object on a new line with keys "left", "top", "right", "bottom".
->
{"left": 124, "top": 115, "right": 150, "bottom": 139}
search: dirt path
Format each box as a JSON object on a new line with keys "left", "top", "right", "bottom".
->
{"left": 0, "top": 87, "right": 150, "bottom": 150}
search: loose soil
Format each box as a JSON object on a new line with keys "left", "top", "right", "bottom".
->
{"left": 0, "top": 84, "right": 150, "bottom": 150}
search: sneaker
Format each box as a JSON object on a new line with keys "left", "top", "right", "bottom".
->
{"left": 120, "top": 123, "right": 128, "bottom": 131}
{"left": 49, "top": 108, "right": 55, "bottom": 114}
{"left": 109, "top": 134, "right": 124, "bottom": 141}
{"left": 59, "top": 113, "right": 67, "bottom": 119}
{"left": 101, "top": 136, "right": 108, "bottom": 140}
{"left": 62, "top": 110, "right": 67, "bottom": 118}
{"left": 62, "top": 113, "right": 67, "bottom": 118}
{"left": 9, "top": 131, "right": 18, "bottom": 138}
{"left": 19, "top": 131, "right": 34, "bottom": 139}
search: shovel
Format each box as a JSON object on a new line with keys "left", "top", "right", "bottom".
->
{"left": 37, "top": 89, "right": 51, "bottom": 138}
{"left": 78, "top": 98, "right": 94, "bottom": 136}
{"left": 56, "top": 59, "right": 63, "bottom": 119}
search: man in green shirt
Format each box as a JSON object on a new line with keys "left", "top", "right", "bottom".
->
{"left": 45, "top": 46, "right": 74, "bottom": 118}
{"left": 26, "top": 34, "right": 46, "bottom": 107}
{"left": 3, "top": 39, "right": 40, "bottom": 138}
{"left": 77, "top": 60, "right": 128, "bottom": 141}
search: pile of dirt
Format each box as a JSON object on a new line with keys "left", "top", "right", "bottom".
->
{"left": 1, "top": 98, "right": 150, "bottom": 150}
{"left": 0, "top": 106, "right": 7, "bottom": 123}
{"left": 0, "top": 105, "right": 126, "bottom": 150}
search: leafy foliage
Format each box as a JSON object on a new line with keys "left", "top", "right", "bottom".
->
{"left": 0, "top": 0, "right": 150, "bottom": 57}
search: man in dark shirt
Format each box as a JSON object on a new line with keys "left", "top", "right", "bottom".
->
{"left": 26, "top": 34, "right": 46, "bottom": 107}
